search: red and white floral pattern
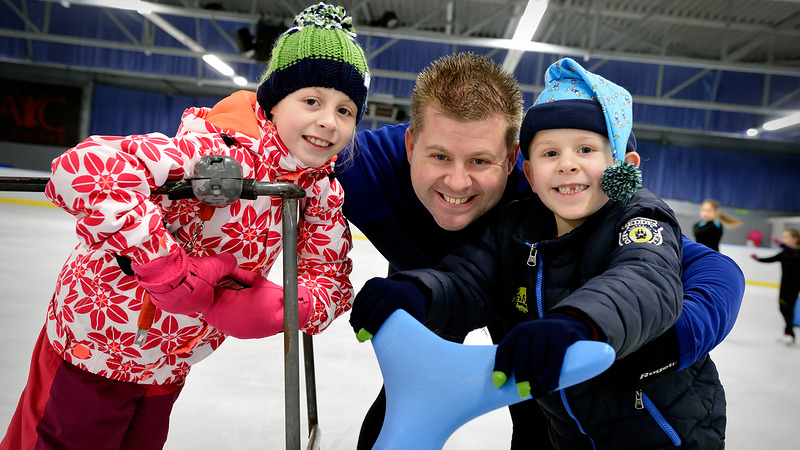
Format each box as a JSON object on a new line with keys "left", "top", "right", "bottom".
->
{"left": 44, "top": 99, "right": 353, "bottom": 385}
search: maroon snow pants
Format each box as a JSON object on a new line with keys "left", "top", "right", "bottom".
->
{"left": 1, "top": 325, "right": 184, "bottom": 450}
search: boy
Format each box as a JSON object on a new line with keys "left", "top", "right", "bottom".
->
{"left": 351, "top": 58, "right": 724, "bottom": 449}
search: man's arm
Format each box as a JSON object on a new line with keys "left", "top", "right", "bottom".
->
{"left": 675, "top": 235, "right": 744, "bottom": 369}
{"left": 338, "top": 124, "right": 413, "bottom": 229}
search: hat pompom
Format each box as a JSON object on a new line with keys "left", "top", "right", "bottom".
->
{"left": 292, "top": 3, "right": 356, "bottom": 41}
{"left": 600, "top": 161, "right": 642, "bottom": 201}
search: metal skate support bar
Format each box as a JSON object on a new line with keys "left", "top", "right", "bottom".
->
{"left": 303, "top": 333, "right": 321, "bottom": 450}
{"left": 0, "top": 177, "right": 50, "bottom": 191}
{"left": 275, "top": 186, "right": 312, "bottom": 450}
{"left": 0, "top": 176, "right": 319, "bottom": 450}
{"left": 246, "top": 181, "right": 315, "bottom": 450}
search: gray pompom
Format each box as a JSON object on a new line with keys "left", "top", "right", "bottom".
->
{"left": 600, "top": 162, "right": 642, "bottom": 201}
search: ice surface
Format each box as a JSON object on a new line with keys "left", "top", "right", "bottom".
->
{"left": 1, "top": 171, "right": 797, "bottom": 449}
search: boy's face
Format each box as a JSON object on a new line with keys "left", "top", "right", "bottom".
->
{"left": 523, "top": 128, "right": 616, "bottom": 236}
{"left": 270, "top": 87, "right": 357, "bottom": 168}
{"left": 405, "top": 107, "right": 518, "bottom": 231}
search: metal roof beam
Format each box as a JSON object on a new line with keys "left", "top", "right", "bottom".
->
{"left": 21, "top": 0, "right": 800, "bottom": 77}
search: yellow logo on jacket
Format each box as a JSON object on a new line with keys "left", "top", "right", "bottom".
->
{"left": 514, "top": 287, "right": 528, "bottom": 313}
{"left": 619, "top": 217, "right": 663, "bottom": 246}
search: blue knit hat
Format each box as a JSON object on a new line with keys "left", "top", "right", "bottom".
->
{"left": 257, "top": 3, "right": 370, "bottom": 123}
{"left": 519, "top": 58, "right": 641, "bottom": 201}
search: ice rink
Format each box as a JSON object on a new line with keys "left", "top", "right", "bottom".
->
{"left": 2, "top": 176, "right": 799, "bottom": 449}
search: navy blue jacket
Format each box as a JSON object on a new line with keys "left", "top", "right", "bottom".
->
{"left": 393, "top": 190, "right": 730, "bottom": 448}
{"left": 339, "top": 124, "right": 743, "bottom": 371}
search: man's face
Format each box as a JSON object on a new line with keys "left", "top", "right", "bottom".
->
{"left": 406, "top": 108, "right": 516, "bottom": 231}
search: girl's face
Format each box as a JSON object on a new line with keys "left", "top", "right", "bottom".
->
{"left": 700, "top": 202, "right": 718, "bottom": 222}
{"left": 270, "top": 87, "right": 357, "bottom": 168}
{"left": 782, "top": 230, "right": 800, "bottom": 248}
{"left": 523, "top": 128, "right": 615, "bottom": 236}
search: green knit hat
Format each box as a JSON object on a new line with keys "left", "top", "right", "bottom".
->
{"left": 257, "top": 3, "right": 370, "bottom": 123}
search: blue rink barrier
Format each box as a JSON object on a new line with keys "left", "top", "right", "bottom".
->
{"left": 370, "top": 310, "right": 616, "bottom": 449}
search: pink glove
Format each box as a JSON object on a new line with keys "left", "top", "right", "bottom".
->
{"left": 132, "top": 247, "right": 238, "bottom": 314}
{"left": 202, "top": 267, "right": 314, "bottom": 339}
{"left": 750, "top": 254, "right": 758, "bottom": 260}
{"left": 773, "top": 237, "right": 782, "bottom": 246}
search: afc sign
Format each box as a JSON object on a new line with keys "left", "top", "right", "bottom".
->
{"left": 0, "top": 80, "right": 82, "bottom": 147}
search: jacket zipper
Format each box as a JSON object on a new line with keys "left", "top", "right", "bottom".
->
{"left": 636, "top": 390, "right": 683, "bottom": 446}
{"left": 524, "top": 241, "right": 544, "bottom": 319}
{"left": 526, "top": 242, "right": 538, "bottom": 267}
{"left": 560, "top": 390, "right": 597, "bottom": 449}
{"left": 526, "top": 240, "right": 597, "bottom": 447}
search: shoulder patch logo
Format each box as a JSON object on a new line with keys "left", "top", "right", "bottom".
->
{"left": 513, "top": 287, "right": 528, "bottom": 313}
{"left": 619, "top": 217, "right": 663, "bottom": 246}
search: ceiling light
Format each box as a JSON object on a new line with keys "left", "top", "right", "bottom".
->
{"left": 93, "top": 0, "right": 152, "bottom": 13}
{"left": 762, "top": 112, "right": 800, "bottom": 131}
{"left": 511, "top": 0, "right": 548, "bottom": 43}
{"left": 233, "top": 76, "right": 248, "bottom": 87}
{"left": 202, "top": 54, "right": 234, "bottom": 77}
{"left": 746, "top": 128, "right": 758, "bottom": 137}
{"left": 502, "top": 0, "right": 548, "bottom": 72}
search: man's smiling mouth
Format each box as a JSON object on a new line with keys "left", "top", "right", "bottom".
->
{"left": 441, "top": 193, "right": 474, "bottom": 205}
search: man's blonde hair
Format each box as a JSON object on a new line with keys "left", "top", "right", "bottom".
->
{"left": 408, "top": 52, "right": 523, "bottom": 154}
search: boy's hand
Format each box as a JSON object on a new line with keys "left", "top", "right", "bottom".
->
{"left": 349, "top": 277, "right": 426, "bottom": 342}
{"left": 132, "top": 248, "right": 237, "bottom": 314}
{"left": 493, "top": 312, "right": 596, "bottom": 399}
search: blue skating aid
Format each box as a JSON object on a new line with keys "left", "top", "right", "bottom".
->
{"left": 370, "top": 310, "right": 615, "bottom": 449}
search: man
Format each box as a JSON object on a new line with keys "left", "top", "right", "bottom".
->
{"left": 338, "top": 52, "right": 743, "bottom": 449}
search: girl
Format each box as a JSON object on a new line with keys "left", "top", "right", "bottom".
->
{"left": 0, "top": 3, "right": 369, "bottom": 449}
{"left": 693, "top": 198, "right": 742, "bottom": 251}
{"left": 752, "top": 229, "right": 800, "bottom": 344}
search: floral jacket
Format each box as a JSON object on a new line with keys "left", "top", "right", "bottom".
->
{"left": 43, "top": 91, "right": 354, "bottom": 385}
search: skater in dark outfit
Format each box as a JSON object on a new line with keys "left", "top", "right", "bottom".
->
{"left": 349, "top": 58, "right": 732, "bottom": 449}
{"left": 752, "top": 228, "right": 800, "bottom": 344}
{"left": 692, "top": 198, "right": 741, "bottom": 251}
